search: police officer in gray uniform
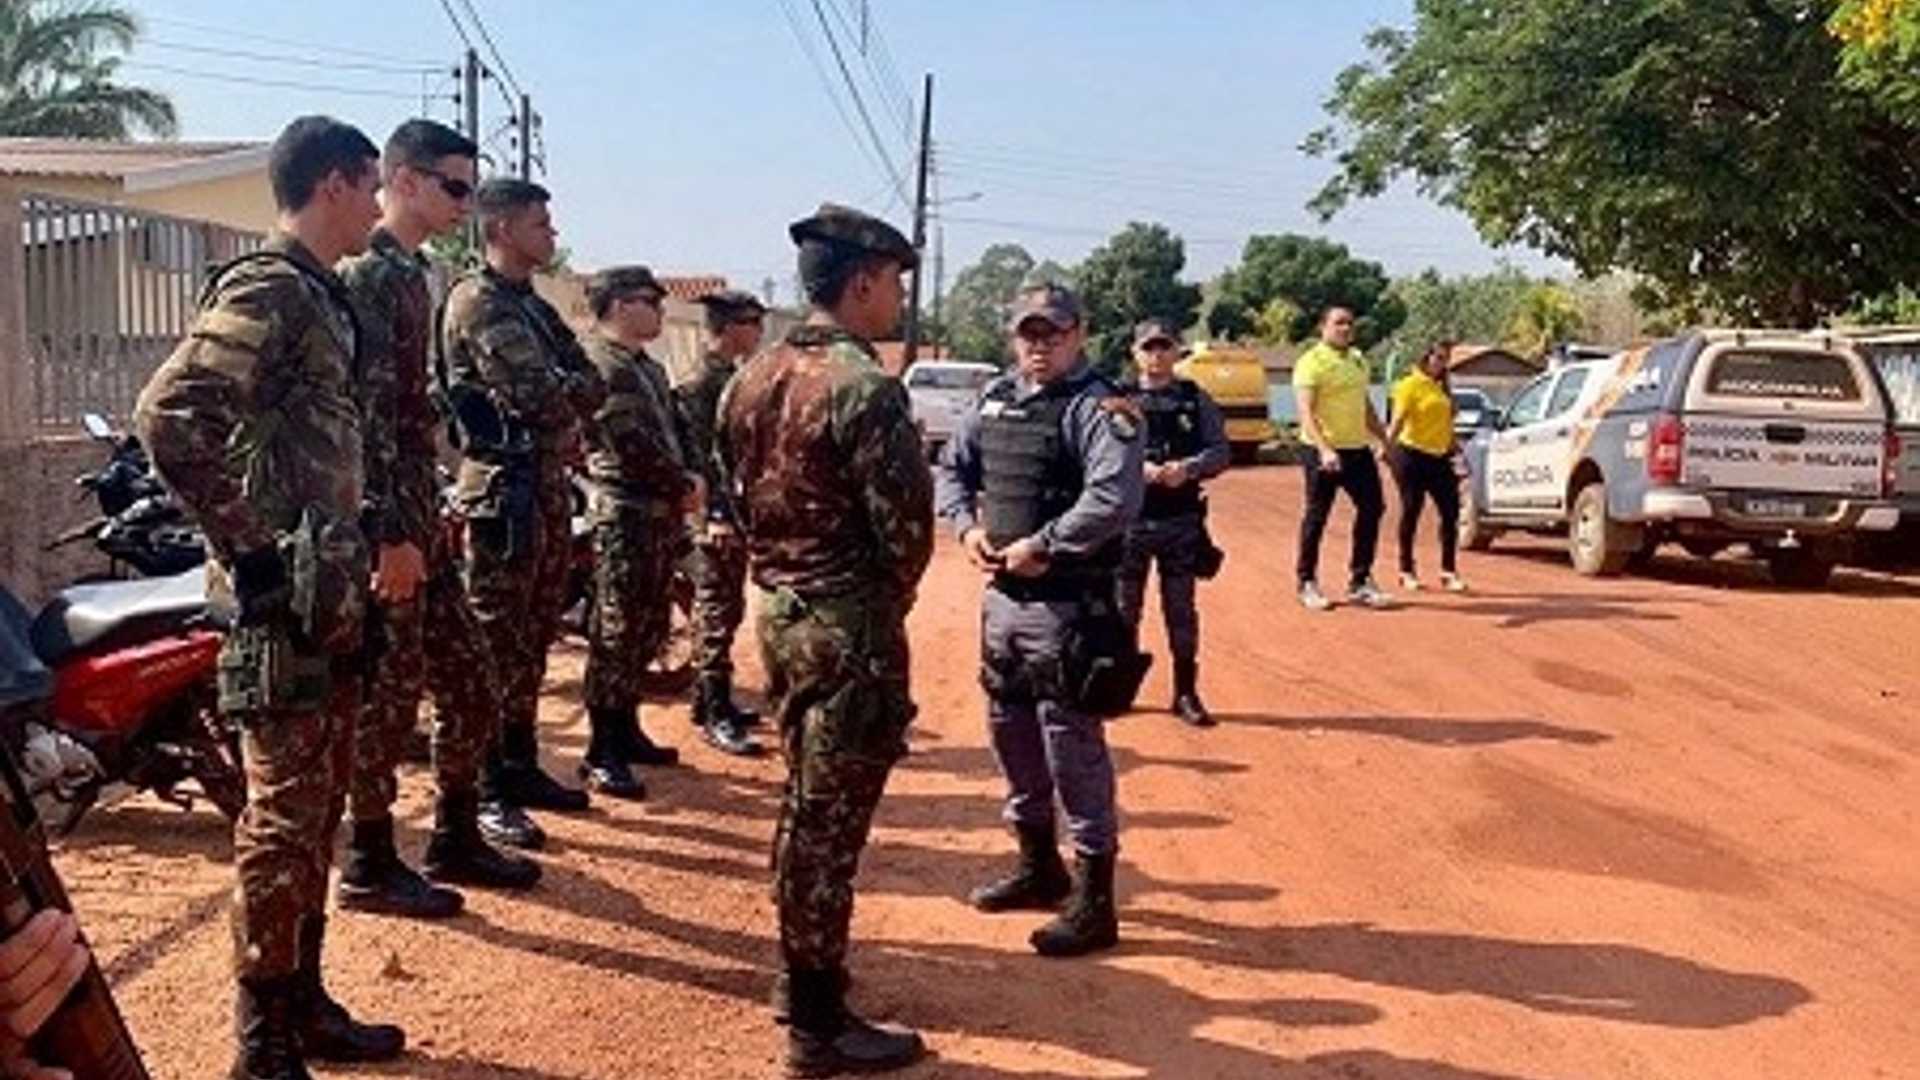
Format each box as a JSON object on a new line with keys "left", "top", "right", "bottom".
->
{"left": 1117, "top": 319, "right": 1230, "bottom": 727}
{"left": 934, "top": 282, "right": 1145, "bottom": 959}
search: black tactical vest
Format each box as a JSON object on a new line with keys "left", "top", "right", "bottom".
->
{"left": 1132, "top": 379, "right": 1205, "bottom": 518}
{"left": 979, "top": 376, "right": 1121, "bottom": 588}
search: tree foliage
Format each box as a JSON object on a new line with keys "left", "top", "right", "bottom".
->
{"left": 1205, "top": 233, "right": 1404, "bottom": 349}
{"left": 0, "top": 1, "right": 174, "bottom": 138}
{"left": 941, "top": 243, "right": 1036, "bottom": 365}
{"left": 1503, "top": 282, "right": 1586, "bottom": 358}
{"left": 1375, "top": 266, "right": 1533, "bottom": 377}
{"left": 1073, "top": 223, "right": 1201, "bottom": 377}
{"left": 1832, "top": 0, "right": 1920, "bottom": 124}
{"left": 1306, "top": 0, "right": 1920, "bottom": 327}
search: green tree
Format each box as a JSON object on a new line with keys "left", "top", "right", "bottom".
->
{"left": 1074, "top": 222, "right": 1202, "bottom": 377}
{"left": 1250, "top": 296, "right": 1302, "bottom": 347}
{"left": 0, "top": 1, "right": 174, "bottom": 137}
{"left": 1503, "top": 282, "right": 1586, "bottom": 358}
{"left": 1832, "top": 0, "right": 1920, "bottom": 123}
{"left": 1846, "top": 285, "right": 1920, "bottom": 325}
{"left": 1375, "top": 266, "right": 1533, "bottom": 378}
{"left": 1306, "top": 0, "right": 1920, "bottom": 327}
{"left": 941, "top": 242, "right": 1035, "bottom": 365}
{"left": 1205, "top": 233, "right": 1405, "bottom": 349}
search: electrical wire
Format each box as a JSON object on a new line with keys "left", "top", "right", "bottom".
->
{"left": 774, "top": 0, "right": 906, "bottom": 212}
{"left": 122, "top": 61, "right": 441, "bottom": 101}
{"left": 434, "top": 0, "right": 477, "bottom": 52}
{"left": 457, "top": 0, "right": 525, "bottom": 99}
{"left": 820, "top": 0, "right": 914, "bottom": 141}
{"left": 141, "top": 15, "right": 444, "bottom": 67}
{"left": 141, "top": 39, "right": 442, "bottom": 76}
{"left": 807, "top": 0, "right": 910, "bottom": 206}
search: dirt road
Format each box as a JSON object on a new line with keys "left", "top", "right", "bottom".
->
{"left": 60, "top": 464, "right": 1920, "bottom": 1079}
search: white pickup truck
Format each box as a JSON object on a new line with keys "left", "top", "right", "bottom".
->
{"left": 904, "top": 360, "right": 999, "bottom": 457}
{"left": 1461, "top": 330, "right": 1900, "bottom": 587}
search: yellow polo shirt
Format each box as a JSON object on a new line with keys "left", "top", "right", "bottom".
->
{"left": 1391, "top": 369, "right": 1455, "bottom": 456}
{"left": 1293, "top": 341, "right": 1373, "bottom": 450}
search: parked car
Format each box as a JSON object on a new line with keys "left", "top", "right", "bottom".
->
{"left": 903, "top": 360, "right": 999, "bottom": 455}
{"left": 1176, "top": 343, "right": 1273, "bottom": 463}
{"left": 1460, "top": 330, "right": 1900, "bottom": 586}
{"left": 1836, "top": 327, "right": 1920, "bottom": 564}
{"left": 1451, "top": 387, "right": 1498, "bottom": 436}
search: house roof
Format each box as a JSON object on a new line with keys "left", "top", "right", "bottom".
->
{"left": 0, "top": 138, "right": 269, "bottom": 188}
{"left": 1446, "top": 344, "right": 1542, "bottom": 372}
{"left": 659, "top": 275, "right": 729, "bottom": 302}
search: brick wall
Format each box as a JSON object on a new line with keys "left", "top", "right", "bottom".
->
{"left": 0, "top": 435, "right": 121, "bottom": 606}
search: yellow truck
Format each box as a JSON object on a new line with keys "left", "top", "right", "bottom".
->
{"left": 1175, "top": 343, "right": 1275, "bottom": 462}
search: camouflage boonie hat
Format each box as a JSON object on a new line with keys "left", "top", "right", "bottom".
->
{"left": 1133, "top": 319, "right": 1179, "bottom": 348}
{"left": 1007, "top": 282, "right": 1083, "bottom": 331}
{"left": 788, "top": 203, "right": 918, "bottom": 269}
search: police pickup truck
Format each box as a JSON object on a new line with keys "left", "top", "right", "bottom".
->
{"left": 1460, "top": 330, "right": 1900, "bottom": 587}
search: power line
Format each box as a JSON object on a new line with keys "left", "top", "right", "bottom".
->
{"left": 774, "top": 0, "right": 905, "bottom": 212}
{"left": 807, "top": 0, "right": 910, "bottom": 205}
{"left": 433, "top": 0, "right": 477, "bottom": 51}
{"left": 142, "top": 39, "right": 442, "bottom": 76}
{"left": 141, "top": 15, "right": 444, "bottom": 66}
{"left": 820, "top": 0, "right": 914, "bottom": 141}
{"left": 457, "top": 0, "right": 525, "bottom": 99}
{"left": 123, "top": 61, "right": 442, "bottom": 101}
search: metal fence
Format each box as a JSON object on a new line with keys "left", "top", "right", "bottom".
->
{"left": 20, "top": 193, "right": 262, "bottom": 430}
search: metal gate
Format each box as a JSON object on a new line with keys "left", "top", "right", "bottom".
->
{"left": 20, "top": 193, "right": 262, "bottom": 430}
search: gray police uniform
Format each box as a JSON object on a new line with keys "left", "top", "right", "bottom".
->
{"left": 1116, "top": 378, "right": 1229, "bottom": 663}
{"left": 935, "top": 359, "right": 1145, "bottom": 857}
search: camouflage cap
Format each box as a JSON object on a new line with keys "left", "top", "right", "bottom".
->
{"left": 586, "top": 265, "right": 664, "bottom": 313}
{"left": 696, "top": 288, "right": 767, "bottom": 317}
{"left": 788, "top": 203, "right": 918, "bottom": 269}
{"left": 1133, "top": 319, "right": 1179, "bottom": 348}
{"left": 1007, "top": 282, "right": 1084, "bottom": 331}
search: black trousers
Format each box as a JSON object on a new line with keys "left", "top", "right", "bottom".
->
{"left": 1297, "top": 447, "right": 1384, "bottom": 588}
{"left": 1393, "top": 447, "right": 1460, "bottom": 575}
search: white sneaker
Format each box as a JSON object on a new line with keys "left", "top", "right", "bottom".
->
{"left": 1347, "top": 578, "right": 1396, "bottom": 610}
{"left": 1440, "top": 571, "right": 1469, "bottom": 593}
{"left": 1298, "top": 581, "right": 1333, "bottom": 612}
{"left": 1398, "top": 572, "right": 1423, "bottom": 592}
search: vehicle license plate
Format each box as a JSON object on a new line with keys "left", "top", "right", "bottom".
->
{"left": 1745, "top": 498, "right": 1807, "bottom": 518}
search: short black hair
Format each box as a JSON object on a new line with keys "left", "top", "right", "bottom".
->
{"left": 798, "top": 240, "right": 896, "bottom": 309}
{"left": 268, "top": 115, "right": 380, "bottom": 212}
{"left": 383, "top": 119, "right": 477, "bottom": 174}
{"left": 476, "top": 177, "right": 551, "bottom": 236}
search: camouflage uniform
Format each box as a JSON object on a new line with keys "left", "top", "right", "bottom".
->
{"left": 580, "top": 328, "right": 694, "bottom": 716}
{"left": 133, "top": 233, "right": 368, "bottom": 982}
{"left": 338, "top": 228, "right": 497, "bottom": 824}
{"left": 439, "top": 267, "right": 604, "bottom": 781}
{"left": 718, "top": 319, "right": 933, "bottom": 975}
{"left": 676, "top": 349, "right": 751, "bottom": 687}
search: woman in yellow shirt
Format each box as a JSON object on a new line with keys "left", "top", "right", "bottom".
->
{"left": 1387, "top": 342, "right": 1468, "bottom": 593}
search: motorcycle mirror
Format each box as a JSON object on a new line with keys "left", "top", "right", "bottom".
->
{"left": 81, "top": 413, "right": 113, "bottom": 441}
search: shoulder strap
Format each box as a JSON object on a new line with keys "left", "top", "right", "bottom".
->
{"left": 201, "top": 251, "right": 363, "bottom": 379}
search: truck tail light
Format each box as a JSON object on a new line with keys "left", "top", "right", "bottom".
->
{"left": 1885, "top": 430, "right": 1902, "bottom": 499}
{"left": 1648, "top": 413, "right": 1685, "bottom": 486}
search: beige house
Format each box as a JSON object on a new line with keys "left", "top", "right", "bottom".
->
{"left": 535, "top": 270, "right": 795, "bottom": 383}
{"left": 0, "top": 137, "right": 273, "bottom": 232}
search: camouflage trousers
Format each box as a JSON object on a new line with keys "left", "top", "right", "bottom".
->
{"left": 232, "top": 666, "right": 357, "bottom": 979}
{"left": 687, "top": 529, "right": 748, "bottom": 680}
{"left": 759, "top": 583, "right": 914, "bottom": 972}
{"left": 349, "top": 557, "right": 502, "bottom": 823}
{"left": 465, "top": 470, "right": 572, "bottom": 748}
{"left": 583, "top": 502, "right": 678, "bottom": 712}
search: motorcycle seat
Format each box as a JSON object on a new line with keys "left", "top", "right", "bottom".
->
{"left": 30, "top": 566, "right": 211, "bottom": 665}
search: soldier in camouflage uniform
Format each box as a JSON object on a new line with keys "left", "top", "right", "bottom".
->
{"left": 335, "top": 120, "right": 539, "bottom": 919}
{"left": 578, "top": 265, "right": 699, "bottom": 798}
{"left": 677, "top": 289, "right": 770, "bottom": 758}
{"left": 135, "top": 116, "right": 403, "bottom": 1080}
{"left": 717, "top": 204, "right": 932, "bottom": 1077}
{"left": 439, "top": 178, "right": 606, "bottom": 850}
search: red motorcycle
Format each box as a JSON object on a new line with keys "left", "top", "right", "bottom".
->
{"left": 0, "top": 566, "right": 244, "bottom": 832}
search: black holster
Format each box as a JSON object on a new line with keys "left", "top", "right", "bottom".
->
{"left": 1062, "top": 592, "right": 1153, "bottom": 716}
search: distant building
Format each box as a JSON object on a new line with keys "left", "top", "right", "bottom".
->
{"left": 1446, "top": 344, "right": 1543, "bottom": 405}
{"left": 534, "top": 269, "right": 797, "bottom": 382}
{"left": 0, "top": 137, "right": 271, "bottom": 231}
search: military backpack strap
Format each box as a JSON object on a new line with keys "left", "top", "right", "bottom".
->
{"left": 200, "top": 251, "right": 365, "bottom": 379}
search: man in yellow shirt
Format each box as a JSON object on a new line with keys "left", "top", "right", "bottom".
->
{"left": 1292, "top": 307, "right": 1391, "bottom": 611}
{"left": 1387, "top": 342, "right": 1468, "bottom": 593}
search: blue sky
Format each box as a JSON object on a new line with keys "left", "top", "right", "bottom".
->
{"left": 128, "top": 1, "right": 1554, "bottom": 300}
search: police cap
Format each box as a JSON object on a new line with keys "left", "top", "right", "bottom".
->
{"left": 788, "top": 203, "right": 918, "bottom": 270}
{"left": 1007, "top": 282, "right": 1084, "bottom": 332}
{"left": 1133, "top": 319, "right": 1179, "bottom": 349}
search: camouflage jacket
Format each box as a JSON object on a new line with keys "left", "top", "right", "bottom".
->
{"left": 673, "top": 350, "right": 742, "bottom": 524}
{"left": 582, "top": 330, "right": 695, "bottom": 510}
{"left": 717, "top": 322, "right": 933, "bottom": 602}
{"left": 337, "top": 227, "right": 437, "bottom": 548}
{"left": 438, "top": 266, "right": 604, "bottom": 477}
{"left": 134, "top": 232, "right": 366, "bottom": 631}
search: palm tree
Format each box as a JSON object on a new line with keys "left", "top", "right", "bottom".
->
{"left": 0, "top": 1, "right": 175, "bottom": 139}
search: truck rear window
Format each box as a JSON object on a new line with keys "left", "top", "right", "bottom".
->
{"left": 1705, "top": 351, "right": 1860, "bottom": 402}
{"left": 908, "top": 367, "right": 996, "bottom": 391}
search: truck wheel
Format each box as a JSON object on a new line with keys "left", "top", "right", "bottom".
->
{"left": 1570, "top": 482, "right": 1642, "bottom": 576}
{"left": 1460, "top": 490, "right": 1496, "bottom": 551}
{"left": 1766, "top": 547, "right": 1836, "bottom": 588}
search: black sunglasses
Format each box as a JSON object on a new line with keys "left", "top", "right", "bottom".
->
{"left": 414, "top": 167, "right": 473, "bottom": 201}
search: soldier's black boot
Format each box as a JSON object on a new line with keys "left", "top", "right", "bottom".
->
{"left": 968, "top": 822, "right": 1072, "bottom": 913}
{"left": 293, "top": 916, "right": 405, "bottom": 1062}
{"left": 785, "top": 967, "right": 924, "bottom": 1077}
{"left": 581, "top": 707, "right": 647, "bottom": 799}
{"left": 1172, "top": 658, "right": 1214, "bottom": 728}
{"left": 770, "top": 965, "right": 852, "bottom": 1026}
{"left": 230, "top": 976, "right": 312, "bottom": 1080}
{"left": 337, "top": 816, "right": 464, "bottom": 919}
{"left": 624, "top": 707, "right": 682, "bottom": 767}
{"left": 492, "top": 720, "right": 591, "bottom": 812}
{"left": 424, "top": 789, "right": 542, "bottom": 890}
{"left": 478, "top": 753, "right": 549, "bottom": 850}
{"left": 1030, "top": 853, "right": 1120, "bottom": 958}
{"left": 714, "top": 669, "right": 764, "bottom": 729}
{"left": 697, "top": 674, "right": 764, "bottom": 758}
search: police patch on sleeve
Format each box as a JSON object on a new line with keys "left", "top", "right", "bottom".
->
{"left": 1098, "top": 397, "right": 1142, "bottom": 441}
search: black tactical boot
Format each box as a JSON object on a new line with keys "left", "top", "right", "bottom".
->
{"left": 1172, "top": 658, "right": 1214, "bottom": 728}
{"left": 230, "top": 976, "right": 312, "bottom": 1080}
{"left": 424, "top": 790, "right": 542, "bottom": 890}
{"left": 476, "top": 797, "right": 546, "bottom": 850}
{"left": 294, "top": 916, "right": 405, "bottom": 1062}
{"left": 624, "top": 708, "right": 682, "bottom": 767}
{"left": 697, "top": 675, "right": 764, "bottom": 758}
{"left": 712, "top": 670, "right": 764, "bottom": 729}
{"left": 968, "top": 822, "right": 1072, "bottom": 913}
{"left": 582, "top": 707, "right": 647, "bottom": 799}
{"left": 1029, "top": 853, "right": 1120, "bottom": 958}
{"left": 337, "top": 817, "right": 464, "bottom": 919}
{"left": 492, "top": 722, "right": 591, "bottom": 811}
{"left": 769, "top": 965, "right": 852, "bottom": 1026}
{"left": 785, "top": 967, "right": 924, "bottom": 1077}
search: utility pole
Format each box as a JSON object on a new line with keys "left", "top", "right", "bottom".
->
{"left": 902, "top": 73, "right": 933, "bottom": 365}
{"left": 930, "top": 224, "right": 945, "bottom": 355}
{"left": 762, "top": 276, "right": 777, "bottom": 307}
{"left": 462, "top": 48, "right": 482, "bottom": 252}
{"left": 518, "top": 92, "right": 534, "bottom": 179}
